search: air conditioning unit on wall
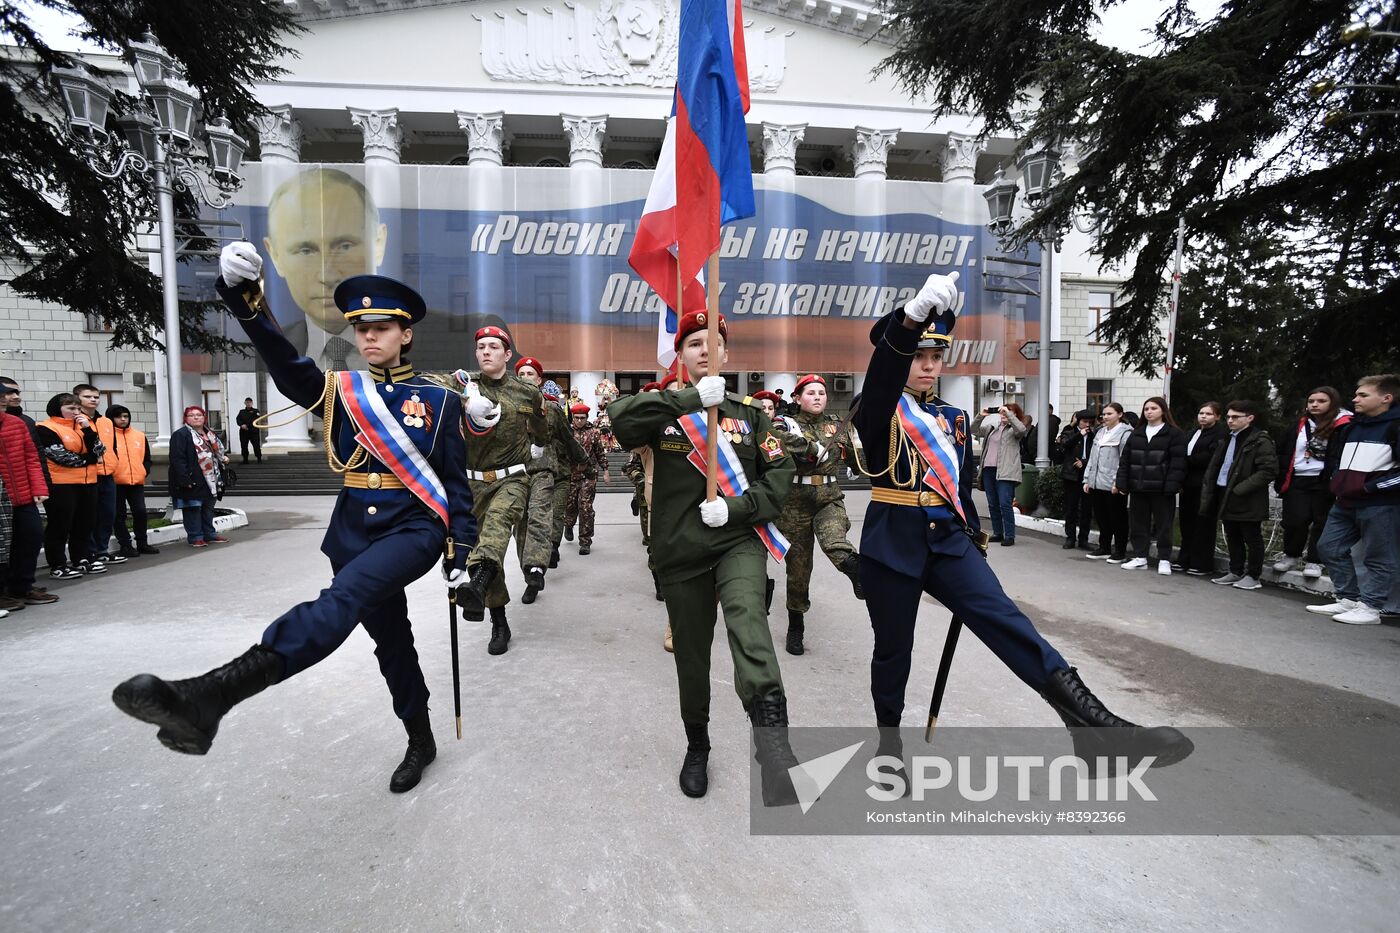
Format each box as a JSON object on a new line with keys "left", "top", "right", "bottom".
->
{"left": 984, "top": 378, "right": 1004, "bottom": 392}
{"left": 132, "top": 371, "right": 156, "bottom": 388}
{"left": 748, "top": 372, "right": 764, "bottom": 383}
{"left": 1006, "top": 380, "right": 1024, "bottom": 394}
{"left": 833, "top": 376, "right": 852, "bottom": 393}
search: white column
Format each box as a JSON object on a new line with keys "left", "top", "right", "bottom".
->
{"left": 348, "top": 108, "right": 403, "bottom": 164}
{"left": 562, "top": 114, "right": 607, "bottom": 169}
{"left": 573, "top": 371, "right": 605, "bottom": 414}
{"left": 853, "top": 127, "right": 898, "bottom": 179}
{"left": 852, "top": 373, "right": 867, "bottom": 396}
{"left": 761, "top": 122, "right": 805, "bottom": 175}
{"left": 457, "top": 110, "right": 507, "bottom": 165}
{"left": 940, "top": 375, "right": 976, "bottom": 413}
{"left": 262, "top": 373, "right": 315, "bottom": 450}
{"left": 150, "top": 347, "right": 172, "bottom": 447}
{"left": 940, "top": 131, "right": 986, "bottom": 184}
{"left": 764, "top": 372, "right": 798, "bottom": 398}
{"left": 251, "top": 105, "right": 302, "bottom": 163}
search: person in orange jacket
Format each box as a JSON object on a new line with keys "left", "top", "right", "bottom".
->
{"left": 105, "top": 405, "right": 159, "bottom": 558}
{"left": 34, "top": 393, "right": 105, "bottom": 579}
{"left": 74, "top": 383, "right": 127, "bottom": 568}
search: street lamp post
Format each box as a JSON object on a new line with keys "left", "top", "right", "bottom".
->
{"left": 52, "top": 35, "right": 246, "bottom": 446}
{"left": 983, "top": 142, "right": 1061, "bottom": 472}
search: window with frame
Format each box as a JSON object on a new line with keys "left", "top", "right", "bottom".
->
{"left": 88, "top": 373, "right": 124, "bottom": 410}
{"left": 1087, "top": 291, "right": 1114, "bottom": 346}
{"left": 1086, "top": 379, "right": 1113, "bottom": 414}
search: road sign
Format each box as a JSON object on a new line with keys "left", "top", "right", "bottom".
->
{"left": 1018, "top": 340, "right": 1071, "bottom": 361}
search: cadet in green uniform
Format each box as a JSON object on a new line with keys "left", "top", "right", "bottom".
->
{"left": 449, "top": 326, "right": 549, "bottom": 656}
{"left": 609, "top": 311, "right": 802, "bottom": 806}
{"left": 542, "top": 381, "right": 582, "bottom": 570}
{"left": 509, "top": 357, "right": 561, "bottom": 604}
{"left": 773, "top": 373, "right": 864, "bottom": 656}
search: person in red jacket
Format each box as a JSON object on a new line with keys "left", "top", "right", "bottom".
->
{"left": 0, "top": 390, "right": 57, "bottom": 606}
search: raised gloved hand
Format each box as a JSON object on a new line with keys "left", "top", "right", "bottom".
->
{"left": 465, "top": 392, "right": 501, "bottom": 428}
{"left": 220, "top": 242, "right": 262, "bottom": 285}
{"left": 696, "top": 376, "right": 726, "bottom": 408}
{"left": 904, "top": 270, "right": 960, "bottom": 323}
{"left": 530, "top": 443, "right": 545, "bottom": 461}
{"left": 699, "top": 498, "right": 730, "bottom": 528}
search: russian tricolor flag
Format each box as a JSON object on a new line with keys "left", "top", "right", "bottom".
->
{"left": 628, "top": 0, "right": 754, "bottom": 368}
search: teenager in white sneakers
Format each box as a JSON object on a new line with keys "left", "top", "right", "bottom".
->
{"left": 1116, "top": 397, "right": 1188, "bottom": 575}
{"left": 1307, "top": 374, "right": 1400, "bottom": 625}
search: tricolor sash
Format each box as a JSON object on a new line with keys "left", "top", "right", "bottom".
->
{"left": 677, "top": 411, "right": 790, "bottom": 562}
{"left": 337, "top": 371, "right": 450, "bottom": 525}
{"left": 896, "top": 394, "right": 967, "bottom": 523}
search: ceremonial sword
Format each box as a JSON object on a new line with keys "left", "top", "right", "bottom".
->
{"left": 445, "top": 537, "right": 462, "bottom": 740}
{"left": 925, "top": 530, "right": 989, "bottom": 743}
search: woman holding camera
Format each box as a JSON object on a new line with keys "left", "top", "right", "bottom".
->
{"left": 1116, "top": 397, "right": 1188, "bottom": 574}
{"left": 1083, "top": 402, "right": 1133, "bottom": 562}
{"left": 977, "top": 403, "right": 1028, "bottom": 546}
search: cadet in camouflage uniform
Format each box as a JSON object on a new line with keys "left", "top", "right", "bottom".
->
{"left": 564, "top": 403, "right": 609, "bottom": 554}
{"left": 453, "top": 326, "right": 548, "bottom": 656}
{"left": 609, "top": 311, "right": 802, "bottom": 807}
{"left": 543, "top": 381, "right": 582, "bottom": 569}
{"left": 773, "top": 374, "right": 865, "bottom": 656}
{"left": 509, "top": 357, "right": 564, "bottom": 604}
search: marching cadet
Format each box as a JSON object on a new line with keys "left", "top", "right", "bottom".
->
{"left": 773, "top": 374, "right": 865, "bottom": 656}
{"left": 563, "top": 403, "right": 609, "bottom": 555}
{"left": 609, "top": 311, "right": 802, "bottom": 806}
{"left": 853, "top": 270, "right": 1193, "bottom": 778}
{"left": 509, "top": 357, "right": 573, "bottom": 604}
{"left": 451, "top": 327, "right": 549, "bottom": 656}
{"left": 112, "top": 243, "right": 476, "bottom": 794}
{"left": 541, "top": 380, "right": 583, "bottom": 571}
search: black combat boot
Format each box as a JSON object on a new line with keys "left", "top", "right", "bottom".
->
{"left": 652, "top": 571, "right": 664, "bottom": 602}
{"left": 873, "top": 722, "right": 911, "bottom": 798}
{"left": 764, "top": 577, "right": 775, "bottom": 614}
{"left": 521, "top": 567, "right": 545, "bottom": 604}
{"left": 487, "top": 606, "right": 512, "bottom": 656}
{"left": 457, "top": 561, "right": 498, "bottom": 622}
{"left": 749, "top": 690, "right": 801, "bottom": 807}
{"left": 549, "top": 546, "right": 560, "bottom": 569}
{"left": 1041, "top": 667, "right": 1194, "bottom": 774}
{"left": 564, "top": 526, "right": 574, "bottom": 541}
{"left": 785, "top": 611, "right": 805, "bottom": 656}
{"left": 579, "top": 542, "right": 591, "bottom": 555}
{"left": 389, "top": 707, "right": 437, "bottom": 793}
{"left": 111, "top": 645, "right": 284, "bottom": 755}
{"left": 679, "top": 722, "right": 710, "bottom": 798}
{"left": 839, "top": 553, "right": 865, "bottom": 600}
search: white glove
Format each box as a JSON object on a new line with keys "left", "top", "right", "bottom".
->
{"left": 696, "top": 376, "right": 726, "bottom": 408}
{"left": 442, "top": 567, "right": 465, "bottom": 591}
{"left": 530, "top": 443, "right": 545, "bottom": 461}
{"left": 465, "top": 393, "right": 501, "bottom": 427}
{"left": 699, "top": 498, "right": 730, "bottom": 528}
{"left": 816, "top": 443, "right": 831, "bottom": 464}
{"left": 904, "top": 270, "right": 960, "bottom": 323}
{"left": 220, "top": 241, "right": 262, "bottom": 285}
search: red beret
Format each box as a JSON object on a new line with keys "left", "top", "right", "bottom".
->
{"left": 751, "top": 390, "right": 781, "bottom": 403}
{"left": 475, "top": 326, "right": 511, "bottom": 349}
{"left": 794, "top": 374, "right": 826, "bottom": 394}
{"left": 658, "top": 374, "right": 679, "bottom": 390}
{"left": 569, "top": 403, "right": 590, "bottom": 415}
{"left": 641, "top": 382, "right": 661, "bottom": 392}
{"left": 514, "top": 356, "right": 542, "bottom": 374}
{"left": 673, "top": 309, "right": 727, "bottom": 352}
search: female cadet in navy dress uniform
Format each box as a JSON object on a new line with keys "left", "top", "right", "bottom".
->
{"left": 852, "top": 271, "right": 1194, "bottom": 774}
{"left": 112, "top": 242, "right": 477, "bottom": 795}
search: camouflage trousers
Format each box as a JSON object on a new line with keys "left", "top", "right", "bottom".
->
{"left": 549, "top": 472, "right": 571, "bottom": 548}
{"left": 776, "top": 481, "right": 856, "bottom": 613}
{"left": 468, "top": 474, "right": 530, "bottom": 609}
{"left": 513, "top": 468, "right": 555, "bottom": 572}
{"left": 565, "top": 473, "right": 598, "bottom": 547}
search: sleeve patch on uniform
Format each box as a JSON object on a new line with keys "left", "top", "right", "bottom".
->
{"left": 761, "top": 433, "right": 784, "bottom": 461}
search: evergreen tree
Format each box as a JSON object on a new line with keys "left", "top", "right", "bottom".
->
{"left": 878, "top": 0, "right": 1399, "bottom": 381}
{"left": 0, "top": 1, "right": 299, "bottom": 352}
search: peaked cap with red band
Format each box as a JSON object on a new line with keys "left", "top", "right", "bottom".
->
{"left": 514, "top": 356, "right": 542, "bottom": 375}
{"left": 476, "top": 325, "right": 512, "bottom": 349}
{"left": 794, "top": 374, "right": 826, "bottom": 394}
{"left": 673, "top": 310, "right": 727, "bottom": 352}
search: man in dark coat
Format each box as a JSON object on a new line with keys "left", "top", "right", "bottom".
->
{"left": 1200, "top": 400, "right": 1278, "bottom": 590}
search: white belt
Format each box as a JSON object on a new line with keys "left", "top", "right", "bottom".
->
{"left": 466, "top": 463, "right": 527, "bottom": 482}
{"left": 793, "top": 474, "right": 839, "bottom": 485}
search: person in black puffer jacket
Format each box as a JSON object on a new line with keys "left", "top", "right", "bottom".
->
{"left": 1056, "top": 410, "right": 1097, "bottom": 549}
{"left": 1177, "top": 401, "right": 1228, "bottom": 575}
{"left": 1116, "top": 396, "right": 1187, "bottom": 573}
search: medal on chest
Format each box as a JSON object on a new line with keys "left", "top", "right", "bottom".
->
{"left": 721, "top": 417, "right": 751, "bottom": 445}
{"left": 400, "top": 391, "right": 433, "bottom": 430}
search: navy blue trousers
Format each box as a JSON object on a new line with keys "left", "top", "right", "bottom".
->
{"left": 260, "top": 526, "right": 441, "bottom": 720}
{"left": 861, "top": 533, "right": 1067, "bottom": 725}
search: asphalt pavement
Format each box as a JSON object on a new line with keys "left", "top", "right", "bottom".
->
{"left": 2, "top": 492, "right": 1397, "bottom": 932}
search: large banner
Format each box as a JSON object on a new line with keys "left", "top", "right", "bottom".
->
{"left": 221, "top": 163, "right": 1038, "bottom": 376}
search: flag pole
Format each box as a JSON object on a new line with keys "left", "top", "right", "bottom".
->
{"left": 675, "top": 249, "right": 689, "bottom": 389}
{"left": 704, "top": 249, "right": 721, "bottom": 501}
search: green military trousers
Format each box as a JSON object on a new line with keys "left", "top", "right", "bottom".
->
{"left": 468, "top": 474, "right": 530, "bottom": 609}
{"left": 513, "top": 468, "right": 555, "bottom": 571}
{"left": 549, "top": 473, "right": 572, "bottom": 548}
{"left": 661, "top": 536, "right": 785, "bottom": 725}
{"left": 776, "top": 482, "right": 856, "bottom": 613}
